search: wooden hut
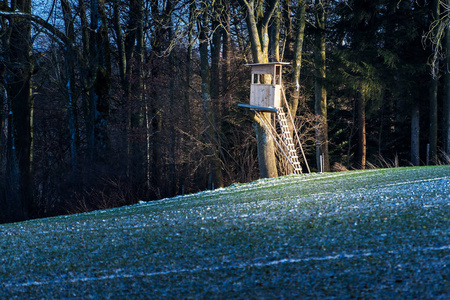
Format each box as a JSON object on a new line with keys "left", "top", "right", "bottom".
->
{"left": 246, "top": 62, "right": 290, "bottom": 108}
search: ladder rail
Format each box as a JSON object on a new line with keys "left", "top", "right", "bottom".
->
{"left": 276, "top": 108, "right": 302, "bottom": 174}
{"left": 280, "top": 87, "right": 311, "bottom": 174}
{"left": 250, "top": 94, "right": 310, "bottom": 175}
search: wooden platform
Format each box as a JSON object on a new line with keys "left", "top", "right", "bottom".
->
{"left": 237, "top": 103, "right": 278, "bottom": 113}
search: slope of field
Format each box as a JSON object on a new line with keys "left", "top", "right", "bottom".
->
{"left": 1, "top": 166, "right": 449, "bottom": 298}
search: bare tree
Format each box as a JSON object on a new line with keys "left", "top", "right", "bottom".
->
{"left": 239, "top": 0, "right": 279, "bottom": 178}
{"left": 314, "top": 0, "right": 330, "bottom": 171}
{"left": 198, "top": 0, "right": 224, "bottom": 189}
{"left": 1, "top": 0, "right": 34, "bottom": 221}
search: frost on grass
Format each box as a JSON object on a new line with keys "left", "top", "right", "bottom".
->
{"left": 0, "top": 166, "right": 449, "bottom": 299}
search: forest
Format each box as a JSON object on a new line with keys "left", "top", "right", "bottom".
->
{"left": 0, "top": 0, "right": 449, "bottom": 223}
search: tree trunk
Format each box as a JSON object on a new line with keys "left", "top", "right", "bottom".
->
{"left": 113, "top": 0, "right": 127, "bottom": 88}
{"left": 199, "top": 5, "right": 223, "bottom": 189}
{"left": 77, "top": 0, "right": 92, "bottom": 172}
{"left": 112, "top": 0, "right": 131, "bottom": 177}
{"left": 148, "top": 0, "right": 168, "bottom": 197}
{"left": 185, "top": 0, "right": 194, "bottom": 126}
{"left": 444, "top": 0, "right": 450, "bottom": 156}
{"left": 0, "top": 14, "right": 5, "bottom": 183}
{"left": 290, "top": 0, "right": 306, "bottom": 116}
{"left": 4, "top": 0, "right": 34, "bottom": 221}
{"left": 314, "top": 0, "right": 330, "bottom": 172}
{"left": 211, "top": 0, "right": 222, "bottom": 105}
{"left": 282, "top": 0, "right": 294, "bottom": 60}
{"left": 269, "top": 2, "right": 281, "bottom": 61}
{"left": 222, "top": 1, "right": 231, "bottom": 104}
{"left": 93, "top": 0, "right": 111, "bottom": 161}
{"left": 355, "top": 93, "right": 366, "bottom": 169}
{"left": 61, "top": 0, "right": 79, "bottom": 172}
{"left": 134, "top": 0, "right": 145, "bottom": 184}
{"left": 178, "top": 0, "right": 195, "bottom": 194}
{"left": 411, "top": 99, "right": 420, "bottom": 166}
{"left": 429, "top": 78, "right": 438, "bottom": 165}
{"left": 430, "top": 77, "right": 438, "bottom": 164}
{"left": 0, "top": 87, "right": 4, "bottom": 173}
{"left": 167, "top": 0, "right": 177, "bottom": 196}
{"left": 121, "top": 0, "right": 140, "bottom": 180}
{"left": 241, "top": 0, "right": 279, "bottom": 178}
{"left": 282, "top": 0, "right": 306, "bottom": 174}
{"left": 429, "top": 0, "right": 439, "bottom": 164}
{"left": 83, "top": 0, "right": 111, "bottom": 164}
{"left": 86, "top": 0, "right": 96, "bottom": 163}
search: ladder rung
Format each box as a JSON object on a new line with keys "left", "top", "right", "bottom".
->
{"left": 277, "top": 107, "right": 303, "bottom": 175}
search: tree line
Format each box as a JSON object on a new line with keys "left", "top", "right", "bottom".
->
{"left": 0, "top": 0, "right": 448, "bottom": 223}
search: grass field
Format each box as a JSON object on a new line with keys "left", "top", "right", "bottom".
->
{"left": 1, "top": 166, "right": 449, "bottom": 299}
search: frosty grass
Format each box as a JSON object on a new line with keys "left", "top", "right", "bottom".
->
{"left": 0, "top": 166, "right": 449, "bottom": 298}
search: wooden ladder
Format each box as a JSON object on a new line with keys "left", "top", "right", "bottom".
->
{"left": 276, "top": 107, "right": 302, "bottom": 174}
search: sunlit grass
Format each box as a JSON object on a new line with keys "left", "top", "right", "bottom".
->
{"left": 0, "top": 166, "right": 449, "bottom": 298}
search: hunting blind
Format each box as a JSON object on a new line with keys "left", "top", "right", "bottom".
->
{"left": 238, "top": 62, "right": 310, "bottom": 174}
{"left": 248, "top": 62, "right": 286, "bottom": 108}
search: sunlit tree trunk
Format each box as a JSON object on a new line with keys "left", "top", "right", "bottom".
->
{"left": 355, "top": 93, "right": 366, "bottom": 169}
{"left": 314, "top": 0, "right": 330, "bottom": 172}
{"left": 211, "top": 0, "right": 222, "bottom": 105}
{"left": 241, "top": 0, "right": 279, "bottom": 178}
{"left": 290, "top": 0, "right": 306, "bottom": 116}
{"left": 282, "top": 0, "right": 306, "bottom": 174}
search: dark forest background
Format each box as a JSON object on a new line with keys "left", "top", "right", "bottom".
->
{"left": 1, "top": 0, "right": 449, "bottom": 223}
